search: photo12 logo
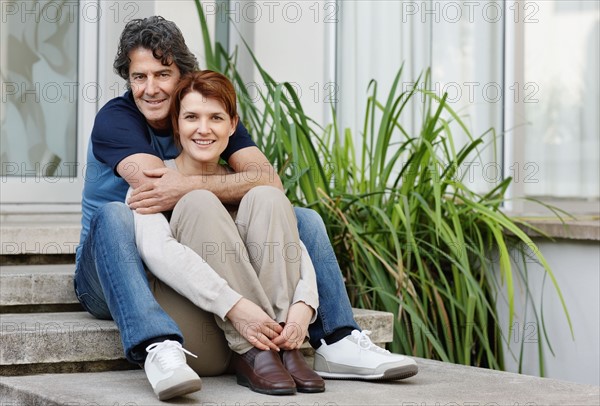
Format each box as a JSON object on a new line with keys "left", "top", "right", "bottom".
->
{"left": 1, "top": 1, "right": 142, "bottom": 24}
{"left": 201, "top": 1, "right": 339, "bottom": 24}
{"left": 401, "top": 1, "right": 540, "bottom": 24}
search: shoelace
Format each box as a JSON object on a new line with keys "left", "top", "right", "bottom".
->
{"left": 352, "top": 330, "right": 390, "bottom": 354}
{"left": 146, "top": 340, "right": 197, "bottom": 370}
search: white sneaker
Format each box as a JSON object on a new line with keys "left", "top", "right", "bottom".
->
{"left": 144, "top": 340, "right": 202, "bottom": 400}
{"left": 314, "top": 330, "right": 418, "bottom": 380}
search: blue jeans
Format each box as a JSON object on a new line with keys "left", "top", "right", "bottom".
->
{"left": 294, "top": 208, "right": 360, "bottom": 347}
{"left": 74, "top": 202, "right": 183, "bottom": 364}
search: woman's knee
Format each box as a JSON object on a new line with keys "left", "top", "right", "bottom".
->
{"left": 243, "top": 185, "right": 288, "bottom": 206}
{"left": 176, "top": 190, "right": 221, "bottom": 212}
{"left": 173, "top": 190, "right": 219, "bottom": 221}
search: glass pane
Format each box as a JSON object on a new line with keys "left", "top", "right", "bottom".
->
{"left": 336, "top": 1, "right": 430, "bottom": 185}
{"left": 1, "top": 0, "right": 79, "bottom": 178}
{"left": 431, "top": 0, "right": 504, "bottom": 194}
{"left": 523, "top": 1, "right": 599, "bottom": 199}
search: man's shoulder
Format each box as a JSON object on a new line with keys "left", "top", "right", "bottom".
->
{"left": 93, "top": 90, "right": 147, "bottom": 137}
{"left": 97, "top": 90, "right": 139, "bottom": 116}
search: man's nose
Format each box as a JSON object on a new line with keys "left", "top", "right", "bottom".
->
{"left": 145, "top": 76, "right": 159, "bottom": 96}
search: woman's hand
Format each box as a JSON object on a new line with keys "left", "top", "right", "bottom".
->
{"left": 226, "top": 298, "right": 283, "bottom": 351}
{"left": 273, "top": 302, "right": 314, "bottom": 350}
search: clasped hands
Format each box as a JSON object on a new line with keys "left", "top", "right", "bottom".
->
{"left": 226, "top": 298, "right": 313, "bottom": 352}
{"left": 127, "top": 167, "right": 190, "bottom": 214}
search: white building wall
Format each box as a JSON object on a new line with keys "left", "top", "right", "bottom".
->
{"left": 498, "top": 240, "right": 600, "bottom": 386}
{"left": 155, "top": 0, "right": 215, "bottom": 69}
{"left": 229, "top": 0, "right": 331, "bottom": 126}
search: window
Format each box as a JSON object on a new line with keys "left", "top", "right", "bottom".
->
{"left": 220, "top": 1, "right": 598, "bottom": 214}
{"left": 1, "top": 0, "right": 98, "bottom": 208}
{"left": 336, "top": 0, "right": 599, "bottom": 214}
{"left": 1, "top": 0, "right": 79, "bottom": 178}
{"left": 506, "top": 0, "right": 599, "bottom": 213}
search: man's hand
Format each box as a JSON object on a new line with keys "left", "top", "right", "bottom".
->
{"left": 226, "top": 298, "right": 283, "bottom": 352}
{"left": 273, "top": 302, "right": 314, "bottom": 350}
{"left": 127, "top": 167, "right": 191, "bottom": 214}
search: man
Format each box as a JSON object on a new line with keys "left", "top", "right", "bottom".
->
{"left": 75, "top": 16, "right": 417, "bottom": 401}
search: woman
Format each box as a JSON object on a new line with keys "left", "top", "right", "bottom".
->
{"left": 129, "top": 70, "right": 325, "bottom": 395}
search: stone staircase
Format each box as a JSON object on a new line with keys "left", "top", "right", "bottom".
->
{"left": 2, "top": 214, "right": 599, "bottom": 405}
{"left": 0, "top": 213, "right": 394, "bottom": 377}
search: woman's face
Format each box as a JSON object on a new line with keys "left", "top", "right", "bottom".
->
{"left": 177, "top": 91, "right": 237, "bottom": 165}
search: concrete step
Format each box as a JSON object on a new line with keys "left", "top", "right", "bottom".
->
{"left": 1, "top": 358, "right": 599, "bottom": 406}
{"left": 0, "top": 213, "right": 81, "bottom": 256}
{"left": 1, "top": 309, "right": 393, "bottom": 375}
{"left": 1, "top": 264, "right": 77, "bottom": 307}
{"left": 0, "top": 312, "right": 125, "bottom": 375}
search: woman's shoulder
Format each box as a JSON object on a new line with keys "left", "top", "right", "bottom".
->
{"left": 164, "top": 159, "right": 177, "bottom": 169}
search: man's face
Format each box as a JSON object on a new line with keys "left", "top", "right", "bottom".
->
{"left": 128, "top": 47, "right": 181, "bottom": 130}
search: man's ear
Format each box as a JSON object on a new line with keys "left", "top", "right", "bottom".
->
{"left": 230, "top": 115, "right": 239, "bottom": 136}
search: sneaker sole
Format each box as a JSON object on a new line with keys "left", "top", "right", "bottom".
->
{"left": 157, "top": 379, "right": 202, "bottom": 401}
{"left": 317, "top": 364, "right": 418, "bottom": 381}
{"left": 236, "top": 374, "right": 297, "bottom": 396}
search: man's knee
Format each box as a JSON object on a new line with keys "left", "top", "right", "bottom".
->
{"left": 295, "top": 207, "right": 326, "bottom": 233}
{"left": 92, "top": 202, "right": 133, "bottom": 234}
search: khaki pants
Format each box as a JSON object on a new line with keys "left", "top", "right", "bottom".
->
{"left": 150, "top": 186, "right": 302, "bottom": 373}
{"left": 149, "top": 274, "right": 232, "bottom": 375}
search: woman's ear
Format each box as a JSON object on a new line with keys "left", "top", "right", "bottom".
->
{"left": 230, "top": 115, "right": 239, "bottom": 136}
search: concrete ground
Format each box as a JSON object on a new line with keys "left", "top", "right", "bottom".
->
{"left": 2, "top": 358, "right": 599, "bottom": 406}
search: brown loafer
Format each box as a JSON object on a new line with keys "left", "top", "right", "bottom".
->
{"left": 282, "top": 349, "right": 326, "bottom": 393}
{"left": 233, "top": 349, "right": 296, "bottom": 395}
